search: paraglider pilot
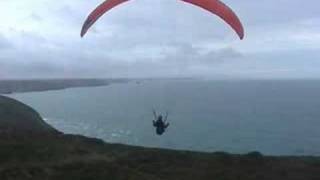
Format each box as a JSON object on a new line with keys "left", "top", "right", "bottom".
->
{"left": 153, "top": 110, "right": 169, "bottom": 135}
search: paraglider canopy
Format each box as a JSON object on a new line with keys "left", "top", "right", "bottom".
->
{"left": 81, "top": 0, "right": 244, "bottom": 40}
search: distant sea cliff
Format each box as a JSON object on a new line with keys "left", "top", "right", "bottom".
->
{"left": 0, "top": 78, "right": 129, "bottom": 94}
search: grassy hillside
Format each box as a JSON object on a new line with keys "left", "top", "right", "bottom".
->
{"left": 0, "top": 95, "right": 319, "bottom": 180}
{"left": 0, "top": 95, "right": 59, "bottom": 135}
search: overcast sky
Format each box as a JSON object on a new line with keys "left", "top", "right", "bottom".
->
{"left": 0, "top": 0, "right": 319, "bottom": 79}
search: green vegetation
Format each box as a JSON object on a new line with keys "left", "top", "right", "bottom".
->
{"left": 0, "top": 95, "right": 59, "bottom": 134}
{"left": 0, "top": 95, "right": 319, "bottom": 180}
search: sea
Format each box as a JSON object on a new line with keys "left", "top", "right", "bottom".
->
{"left": 7, "top": 79, "right": 320, "bottom": 156}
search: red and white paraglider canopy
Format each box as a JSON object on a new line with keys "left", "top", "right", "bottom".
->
{"left": 81, "top": 0, "right": 244, "bottom": 40}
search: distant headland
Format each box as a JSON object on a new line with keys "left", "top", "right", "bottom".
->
{"left": 0, "top": 78, "right": 130, "bottom": 94}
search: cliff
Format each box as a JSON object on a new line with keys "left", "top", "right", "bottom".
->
{"left": 0, "top": 95, "right": 319, "bottom": 180}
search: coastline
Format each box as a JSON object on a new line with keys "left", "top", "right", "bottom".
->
{"left": 0, "top": 78, "right": 130, "bottom": 94}
{"left": 0, "top": 95, "right": 320, "bottom": 179}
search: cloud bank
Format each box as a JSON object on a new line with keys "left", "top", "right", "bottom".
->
{"left": 0, "top": 0, "right": 319, "bottom": 79}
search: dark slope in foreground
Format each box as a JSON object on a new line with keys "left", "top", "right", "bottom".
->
{"left": 0, "top": 95, "right": 59, "bottom": 135}
{"left": 0, "top": 96, "right": 319, "bottom": 180}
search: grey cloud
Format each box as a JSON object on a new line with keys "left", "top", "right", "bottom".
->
{"left": 203, "top": 48, "right": 243, "bottom": 63}
{"left": 54, "top": 5, "right": 84, "bottom": 25}
{"left": 0, "top": 35, "right": 12, "bottom": 50}
{"left": 160, "top": 43, "right": 243, "bottom": 66}
{"left": 231, "top": 0, "right": 320, "bottom": 26}
{"left": 19, "top": 31, "right": 47, "bottom": 43}
{"left": 30, "top": 13, "right": 43, "bottom": 22}
{"left": 0, "top": 60, "right": 60, "bottom": 79}
{"left": 0, "top": 0, "right": 319, "bottom": 79}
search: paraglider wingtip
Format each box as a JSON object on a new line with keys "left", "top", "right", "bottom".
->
{"left": 241, "top": 33, "right": 245, "bottom": 40}
{"left": 238, "top": 30, "right": 245, "bottom": 40}
{"left": 80, "top": 31, "right": 85, "bottom": 38}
